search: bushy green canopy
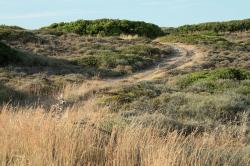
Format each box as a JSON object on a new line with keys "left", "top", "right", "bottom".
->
{"left": 42, "top": 19, "right": 164, "bottom": 38}
{"left": 165, "top": 18, "right": 250, "bottom": 34}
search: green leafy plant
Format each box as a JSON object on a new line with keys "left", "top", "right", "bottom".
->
{"left": 177, "top": 68, "right": 250, "bottom": 88}
{"left": 42, "top": 19, "right": 164, "bottom": 38}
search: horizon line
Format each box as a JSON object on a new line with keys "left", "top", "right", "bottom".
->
{"left": 1, "top": 17, "right": 249, "bottom": 30}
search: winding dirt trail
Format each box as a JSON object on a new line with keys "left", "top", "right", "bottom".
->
{"left": 87, "top": 43, "right": 207, "bottom": 85}
{"left": 62, "top": 43, "right": 207, "bottom": 109}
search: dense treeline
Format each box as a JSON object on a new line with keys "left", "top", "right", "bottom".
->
{"left": 41, "top": 19, "right": 164, "bottom": 38}
{"left": 164, "top": 18, "right": 250, "bottom": 34}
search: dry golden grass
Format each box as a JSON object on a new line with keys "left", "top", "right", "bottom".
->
{"left": 0, "top": 106, "right": 249, "bottom": 166}
{"left": 119, "top": 34, "right": 139, "bottom": 40}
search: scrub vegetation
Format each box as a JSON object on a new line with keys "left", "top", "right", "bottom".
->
{"left": 0, "top": 18, "right": 250, "bottom": 165}
{"left": 41, "top": 19, "right": 164, "bottom": 38}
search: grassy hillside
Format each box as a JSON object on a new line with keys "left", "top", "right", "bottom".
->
{"left": 0, "top": 19, "right": 250, "bottom": 165}
{"left": 158, "top": 20, "right": 250, "bottom": 70}
{"left": 41, "top": 19, "right": 164, "bottom": 38}
{"left": 1, "top": 31, "right": 172, "bottom": 75}
{"left": 0, "top": 42, "right": 56, "bottom": 67}
{"left": 0, "top": 28, "right": 173, "bottom": 106}
{"left": 99, "top": 68, "right": 250, "bottom": 126}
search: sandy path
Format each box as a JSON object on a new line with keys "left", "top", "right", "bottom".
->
{"left": 61, "top": 43, "right": 207, "bottom": 109}
{"left": 101, "top": 43, "right": 207, "bottom": 83}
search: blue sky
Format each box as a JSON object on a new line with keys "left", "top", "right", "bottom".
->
{"left": 0, "top": 0, "right": 249, "bottom": 29}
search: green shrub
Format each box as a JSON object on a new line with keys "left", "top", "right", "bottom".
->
{"left": 177, "top": 68, "right": 250, "bottom": 88}
{"left": 158, "top": 32, "right": 239, "bottom": 49}
{"left": 100, "top": 81, "right": 250, "bottom": 122}
{"left": 166, "top": 18, "right": 250, "bottom": 33}
{"left": 42, "top": 19, "right": 164, "bottom": 38}
{"left": 76, "top": 44, "right": 164, "bottom": 74}
{"left": 159, "top": 27, "right": 250, "bottom": 51}
{"left": 156, "top": 92, "right": 249, "bottom": 122}
{"left": 214, "top": 68, "right": 250, "bottom": 80}
{"left": 99, "top": 81, "right": 166, "bottom": 112}
{"left": 77, "top": 56, "right": 99, "bottom": 67}
{"left": 98, "top": 68, "right": 250, "bottom": 123}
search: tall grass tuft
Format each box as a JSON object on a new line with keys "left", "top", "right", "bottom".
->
{"left": 0, "top": 106, "right": 249, "bottom": 166}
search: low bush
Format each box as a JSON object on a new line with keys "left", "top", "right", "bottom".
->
{"left": 99, "top": 68, "right": 250, "bottom": 123}
{"left": 164, "top": 18, "right": 250, "bottom": 34}
{"left": 158, "top": 31, "right": 250, "bottom": 52}
{"left": 159, "top": 32, "right": 237, "bottom": 49}
{"left": 177, "top": 68, "right": 250, "bottom": 88}
{"left": 42, "top": 19, "right": 164, "bottom": 38}
{"left": 76, "top": 45, "right": 166, "bottom": 74}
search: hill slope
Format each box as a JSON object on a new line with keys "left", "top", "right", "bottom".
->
{"left": 0, "top": 18, "right": 250, "bottom": 165}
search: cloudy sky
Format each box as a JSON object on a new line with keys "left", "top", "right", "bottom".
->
{"left": 0, "top": 0, "right": 249, "bottom": 29}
